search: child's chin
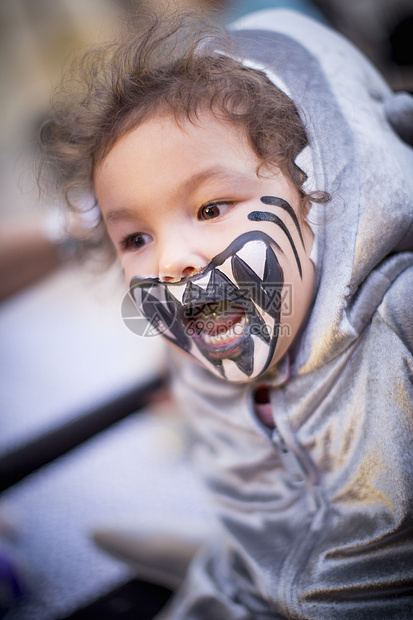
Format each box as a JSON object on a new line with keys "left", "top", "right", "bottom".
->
{"left": 193, "top": 332, "right": 278, "bottom": 383}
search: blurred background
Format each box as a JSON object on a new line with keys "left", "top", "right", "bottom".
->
{"left": 0, "top": 1, "right": 412, "bottom": 619}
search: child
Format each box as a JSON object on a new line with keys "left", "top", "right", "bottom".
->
{"left": 41, "top": 7, "right": 413, "bottom": 619}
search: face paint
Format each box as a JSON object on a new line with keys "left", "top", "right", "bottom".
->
{"left": 248, "top": 196, "right": 305, "bottom": 279}
{"left": 260, "top": 196, "right": 305, "bottom": 246}
{"left": 130, "top": 230, "right": 284, "bottom": 383}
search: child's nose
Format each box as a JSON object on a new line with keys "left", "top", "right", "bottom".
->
{"left": 157, "top": 236, "right": 208, "bottom": 283}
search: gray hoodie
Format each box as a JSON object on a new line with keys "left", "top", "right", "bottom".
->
{"left": 164, "top": 10, "right": 413, "bottom": 620}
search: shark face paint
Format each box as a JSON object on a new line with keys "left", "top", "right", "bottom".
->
{"left": 130, "top": 230, "right": 284, "bottom": 383}
{"left": 249, "top": 196, "right": 306, "bottom": 279}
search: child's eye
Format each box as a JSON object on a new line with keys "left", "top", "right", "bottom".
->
{"left": 121, "top": 232, "right": 152, "bottom": 251}
{"left": 198, "top": 201, "right": 232, "bottom": 221}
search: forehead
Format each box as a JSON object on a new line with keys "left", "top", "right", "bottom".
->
{"left": 94, "top": 113, "right": 261, "bottom": 208}
{"left": 100, "top": 111, "right": 255, "bottom": 162}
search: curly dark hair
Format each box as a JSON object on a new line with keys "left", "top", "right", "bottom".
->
{"left": 39, "top": 8, "right": 327, "bottom": 261}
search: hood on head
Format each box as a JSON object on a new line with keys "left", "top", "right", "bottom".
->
{"left": 229, "top": 9, "right": 413, "bottom": 374}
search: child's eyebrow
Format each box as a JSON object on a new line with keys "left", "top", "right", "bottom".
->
{"left": 172, "top": 166, "right": 251, "bottom": 201}
{"left": 104, "top": 207, "right": 140, "bottom": 225}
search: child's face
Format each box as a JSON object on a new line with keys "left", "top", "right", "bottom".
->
{"left": 95, "top": 112, "right": 315, "bottom": 382}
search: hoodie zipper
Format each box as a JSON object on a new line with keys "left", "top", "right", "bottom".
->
{"left": 253, "top": 384, "right": 306, "bottom": 484}
{"left": 252, "top": 384, "right": 328, "bottom": 617}
{"left": 271, "top": 425, "right": 306, "bottom": 485}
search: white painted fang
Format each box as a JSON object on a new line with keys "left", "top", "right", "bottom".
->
{"left": 250, "top": 302, "right": 277, "bottom": 337}
{"left": 168, "top": 282, "right": 187, "bottom": 304}
{"left": 250, "top": 335, "right": 269, "bottom": 378}
{"left": 236, "top": 240, "right": 267, "bottom": 280}
{"left": 193, "top": 273, "right": 211, "bottom": 291}
{"left": 221, "top": 358, "right": 245, "bottom": 382}
{"left": 219, "top": 256, "right": 237, "bottom": 284}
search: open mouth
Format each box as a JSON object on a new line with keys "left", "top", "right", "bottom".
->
{"left": 185, "top": 302, "right": 248, "bottom": 358}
